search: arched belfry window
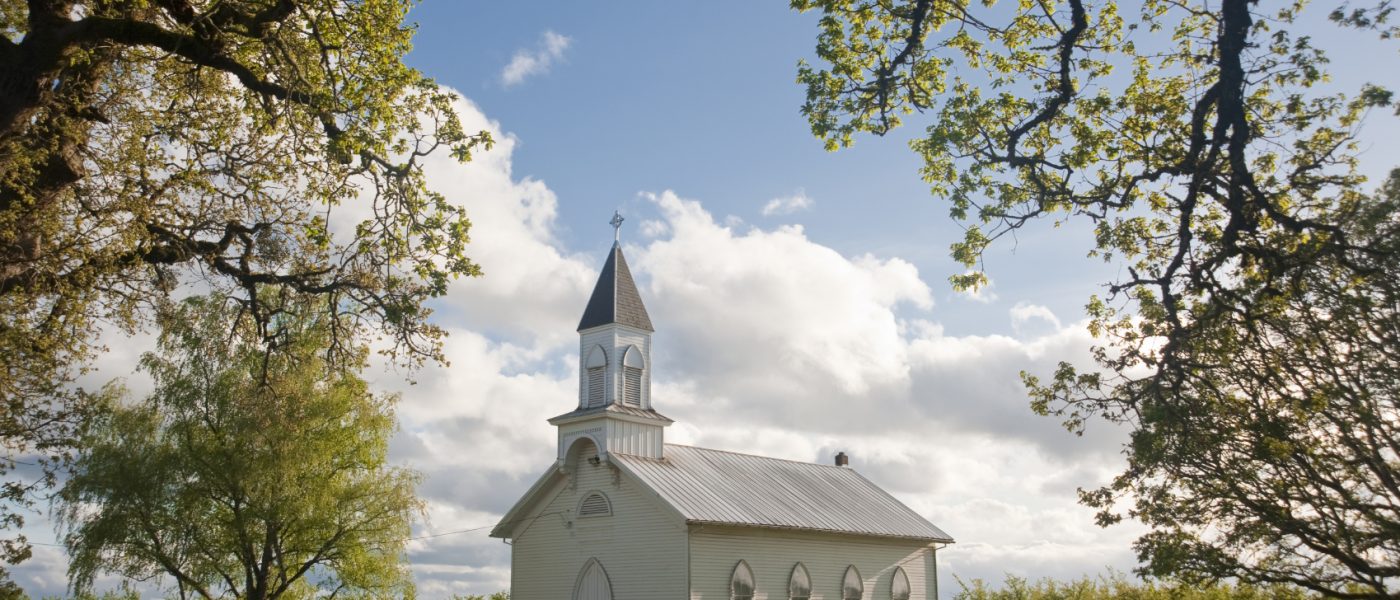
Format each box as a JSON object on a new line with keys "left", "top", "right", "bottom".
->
{"left": 621, "top": 345, "right": 644, "bottom": 407}
{"left": 730, "top": 560, "right": 755, "bottom": 600}
{"left": 788, "top": 563, "right": 811, "bottom": 600}
{"left": 890, "top": 567, "right": 910, "bottom": 600}
{"left": 578, "top": 491, "right": 612, "bottom": 517}
{"left": 585, "top": 346, "right": 607, "bottom": 407}
{"left": 842, "top": 566, "right": 864, "bottom": 600}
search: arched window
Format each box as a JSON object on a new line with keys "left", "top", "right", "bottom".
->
{"left": 621, "top": 345, "right": 644, "bottom": 407}
{"left": 730, "top": 560, "right": 755, "bottom": 600}
{"left": 842, "top": 566, "right": 864, "bottom": 600}
{"left": 890, "top": 567, "right": 910, "bottom": 600}
{"left": 578, "top": 492, "right": 612, "bottom": 518}
{"left": 585, "top": 346, "right": 607, "bottom": 407}
{"left": 788, "top": 563, "right": 811, "bottom": 600}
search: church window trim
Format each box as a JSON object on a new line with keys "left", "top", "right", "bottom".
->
{"left": 577, "top": 491, "right": 613, "bottom": 518}
{"left": 585, "top": 345, "right": 608, "bottom": 408}
{"left": 621, "top": 345, "right": 644, "bottom": 407}
{"left": 842, "top": 565, "right": 864, "bottom": 600}
{"left": 731, "top": 560, "right": 755, "bottom": 600}
{"left": 890, "top": 566, "right": 910, "bottom": 600}
{"left": 789, "top": 562, "right": 811, "bottom": 600}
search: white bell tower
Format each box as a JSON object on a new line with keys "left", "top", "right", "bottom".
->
{"left": 550, "top": 212, "right": 671, "bottom": 462}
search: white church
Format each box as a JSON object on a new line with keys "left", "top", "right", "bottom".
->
{"left": 491, "top": 220, "right": 954, "bottom": 600}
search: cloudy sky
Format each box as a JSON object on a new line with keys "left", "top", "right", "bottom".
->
{"left": 12, "top": 2, "right": 1400, "bottom": 598}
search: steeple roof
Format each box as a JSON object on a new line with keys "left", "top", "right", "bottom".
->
{"left": 577, "top": 242, "right": 654, "bottom": 332}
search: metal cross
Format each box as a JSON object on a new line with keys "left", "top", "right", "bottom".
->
{"left": 610, "top": 210, "right": 624, "bottom": 242}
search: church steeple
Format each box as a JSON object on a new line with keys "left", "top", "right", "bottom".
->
{"left": 576, "top": 241, "right": 653, "bottom": 332}
{"left": 549, "top": 212, "right": 671, "bottom": 462}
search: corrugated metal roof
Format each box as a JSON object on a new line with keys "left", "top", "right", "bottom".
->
{"left": 612, "top": 445, "right": 953, "bottom": 542}
{"left": 577, "top": 243, "right": 653, "bottom": 332}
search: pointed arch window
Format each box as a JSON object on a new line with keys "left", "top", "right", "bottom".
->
{"left": 842, "top": 566, "right": 864, "bottom": 600}
{"left": 573, "top": 558, "right": 613, "bottom": 600}
{"left": 585, "top": 346, "right": 608, "bottom": 407}
{"left": 730, "top": 560, "right": 755, "bottom": 600}
{"left": 621, "top": 345, "right": 644, "bottom": 407}
{"left": 788, "top": 563, "right": 811, "bottom": 600}
{"left": 890, "top": 567, "right": 910, "bottom": 600}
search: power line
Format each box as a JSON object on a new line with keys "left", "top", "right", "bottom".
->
{"left": 19, "top": 511, "right": 565, "bottom": 550}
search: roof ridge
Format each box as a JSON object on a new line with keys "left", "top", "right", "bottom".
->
{"left": 662, "top": 443, "right": 851, "bottom": 470}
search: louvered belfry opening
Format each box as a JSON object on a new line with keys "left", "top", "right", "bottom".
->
{"left": 622, "top": 366, "right": 642, "bottom": 406}
{"left": 587, "top": 367, "right": 606, "bottom": 407}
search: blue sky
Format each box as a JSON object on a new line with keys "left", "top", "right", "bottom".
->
{"left": 11, "top": 2, "right": 1400, "bottom": 598}
{"left": 404, "top": 1, "right": 1120, "bottom": 333}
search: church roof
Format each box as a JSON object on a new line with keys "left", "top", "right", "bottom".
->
{"left": 611, "top": 445, "right": 953, "bottom": 542}
{"left": 547, "top": 403, "right": 674, "bottom": 425}
{"left": 577, "top": 243, "right": 653, "bottom": 332}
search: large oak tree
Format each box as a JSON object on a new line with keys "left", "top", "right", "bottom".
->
{"left": 793, "top": 0, "right": 1398, "bottom": 596}
{"left": 0, "top": 0, "right": 487, "bottom": 582}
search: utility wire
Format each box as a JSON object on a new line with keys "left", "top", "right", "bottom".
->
{"left": 21, "top": 511, "right": 566, "bottom": 549}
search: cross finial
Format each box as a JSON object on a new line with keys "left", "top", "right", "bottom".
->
{"left": 610, "top": 210, "right": 624, "bottom": 243}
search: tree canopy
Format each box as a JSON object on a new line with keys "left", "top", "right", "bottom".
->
{"left": 793, "top": 0, "right": 1398, "bottom": 596}
{"left": 58, "top": 293, "right": 420, "bottom": 600}
{"left": 0, "top": 0, "right": 486, "bottom": 579}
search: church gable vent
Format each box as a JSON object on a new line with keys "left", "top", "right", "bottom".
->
{"left": 578, "top": 492, "right": 612, "bottom": 517}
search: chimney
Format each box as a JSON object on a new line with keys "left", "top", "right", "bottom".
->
{"left": 834, "top": 452, "right": 849, "bottom": 467}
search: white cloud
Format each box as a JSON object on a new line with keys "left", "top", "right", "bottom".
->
{"left": 500, "top": 31, "right": 572, "bottom": 87}
{"left": 761, "top": 189, "right": 814, "bottom": 216}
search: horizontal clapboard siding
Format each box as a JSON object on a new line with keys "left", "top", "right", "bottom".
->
{"left": 510, "top": 455, "right": 687, "bottom": 600}
{"left": 689, "top": 526, "right": 937, "bottom": 600}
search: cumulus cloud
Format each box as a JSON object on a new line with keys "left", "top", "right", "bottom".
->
{"left": 15, "top": 92, "right": 1140, "bottom": 599}
{"left": 761, "top": 189, "right": 814, "bottom": 216}
{"left": 500, "top": 31, "right": 571, "bottom": 87}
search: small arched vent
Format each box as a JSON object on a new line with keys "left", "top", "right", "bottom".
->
{"left": 579, "top": 492, "right": 612, "bottom": 517}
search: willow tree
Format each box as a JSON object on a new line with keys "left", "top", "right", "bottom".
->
{"left": 59, "top": 294, "right": 420, "bottom": 600}
{"left": 793, "top": 0, "right": 1398, "bottom": 596}
{"left": 0, "top": 0, "right": 488, "bottom": 579}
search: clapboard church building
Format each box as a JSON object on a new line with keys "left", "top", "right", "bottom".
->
{"left": 491, "top": 214, "right": 953, "bottom": 600}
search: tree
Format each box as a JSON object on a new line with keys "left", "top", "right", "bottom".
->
{"left": 792, "top": 0, "right": 1398, "bottom": 596}
{"left": 953, "top": 572, "right": 1311, "bottom": 600}
{"left": 0, "top": 0, "right": 488, "bottom": 578}
{"left": 57, "top": 293, "right": 420, "bottom": 600}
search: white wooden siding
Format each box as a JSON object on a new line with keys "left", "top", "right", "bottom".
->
{"left": 688, "top": 526, "right": 937, "bottom": 600}
{"left": 509, "top": 450, "right": 688, "bottom": 600}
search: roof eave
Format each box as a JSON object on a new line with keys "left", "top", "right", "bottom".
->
{"left": 684, "top": 520, "right": 955, "bottom": 544}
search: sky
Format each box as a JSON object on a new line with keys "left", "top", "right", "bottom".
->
{"left": 11, "top": 1, "right": 1400, "bottom": 598}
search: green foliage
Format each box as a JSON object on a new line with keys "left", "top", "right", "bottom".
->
{"left": 57, "top": 293, "right": 421, "bottom": 600}
{"left": 794, "top": 0, "right": 1399, "bottom": 596}
{"left": 953, "top": 573, "right": 1312, "bottom": 600}
{"left": 0, "top": 0, "right": 488, "bottom": 580}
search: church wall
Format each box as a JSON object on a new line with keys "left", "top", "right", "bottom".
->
{"left": 509, "top": 455, "right": 688, "bottom": 600}
{"left": 688, "top": 526, "right": 938, "bottom": 600}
